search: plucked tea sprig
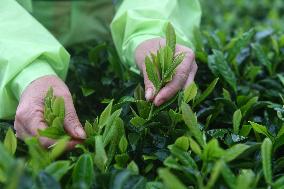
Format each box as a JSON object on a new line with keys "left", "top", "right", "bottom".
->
{"left": 145, "top": 23, "right": 186, "bottom": 120}
{"left": 39, "top": 87, "right": 67, "bottom": 139}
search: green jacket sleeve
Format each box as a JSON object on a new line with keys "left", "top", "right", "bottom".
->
{"left": 0, "top": 0, "right": 70, "bottom": 119}
{"left": 110, "top": 0, "right": 201, "bottom": 71}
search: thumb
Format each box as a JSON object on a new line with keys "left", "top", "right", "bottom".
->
{"left": 63, "top": 96, "right": 86, "bottom": 139}
{"left": 142, "top": 64, "right": 156, "bottom": 101}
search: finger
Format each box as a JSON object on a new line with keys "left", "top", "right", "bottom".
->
{"left": 154, "top": 49, "right": 195, "bottom": 106}
{"left": 141, "top": 64, "right": 156, "bottom": 101}
{"left": 153, "top": 71, "right": 188, "bottom": 106}
{"left": 63, "top": 96, "right": 86, "bottom": 139}
{"left": 183, "top": 61, "right": 198, "bottom": 89}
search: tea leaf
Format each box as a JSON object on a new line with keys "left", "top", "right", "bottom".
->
{"left": 208, "top": 50, "right": 237, "bottom": 92}
{"left": 184, "top": 82, "right": 198, "bottom": 103}
{"left": 94, "top": 136, "right": 108, "bottom": 172}
{"left": 222, "top": 144, "right": 249, "bottom": 162}
{"left": 166, "top": 23, "right": 176, "bottom": 54}
{"left": 45, "top": 160, "right": 72, "bottom": 181}
{"left": 233, "top": 109, "right": 242, "bottom": 134}
{"left": 174, "top": 136, "right": 189, "bottom": 151}
{"left": 119, "top": 135, "right": 128, "bottom": 153}
{"left": 99, "top": 100, "right": 113, "bottom": 129}
{"left": 194, "top": 78, "right": 219, "bottom": 107}
{"left": 158, "top": 168, "right": 187, "bottom": 189}
{"left": 181, "top": 102, "right": 205, "bottom": 147}
{"left": 227, "top": 29, "right": 255, "bottom": 62}
{"left": 164, "top": 52, "right": 186, "bottom": 82}
{"left": 145, "top": 56, "right": 160, "bottom": 90}
{"left": 249, "top": 121, "right": 274, "bottom": 140}
{"left": 35, "top": 171, "right": 61, "bottom": 189}
{"left": 261, "top": 138, "right": 272, "bottom": 184}
{"left": 72, "top": 153, "right": 94, "bottom": 188}
{"left": 4, "top": 128, "right": 17, "bottom": 155}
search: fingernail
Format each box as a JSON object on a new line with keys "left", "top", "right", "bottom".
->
{"left": 75, "top": 127, "right": 86, "bottom": 139}
{"left": 145, "top": 88, "right": 153, "bottom": 100}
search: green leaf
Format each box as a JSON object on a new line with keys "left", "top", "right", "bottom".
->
{"left": 181, "top": 102, "right": 205, "bottom": 147}
{"left": 202, "top": 138, "right": 224, "bottom": 161}
{"left": 45, "top": 160, "right": 72, "bottom": 181}
{"left": 208, "top": 50, "right": 237, "bottom": 92}
{"left": 168, "top": 145, "right": 198, "bottom": 169}
{"left": 49, "top": 136, "right": 70, "bottom": 160}
{"left": 99, "top": 99, "right": 113, "bottom": 128}
{"left": 52, "top": 97, "right": 65, "bottom": 118}
{"left": 189, "top": 137, "right": 202, "bottom": 155}
{"left": 235, "top": 169, "right": 255, "bottom": 189}
{"left": 72, "top": 153, "right": 94, "bottom": 188}
{"left": 261, "top": 138, "right": 273, "bottom": 184}
{"left": 158, "top": 168, "right": 187, "bottom": 189}
{"left": 145, "top": 56, "right": 160, "bottom": 90}
{"left": 119, "top": 135, "right": 128, "bottom": 153}
{"left": 233, "top": 109, "right": 242, "bottom": 134}
{"left": 221, "top": 162, "right": 237, "bottom": 189}
{"left": 273, "top": 176, "right": 284, "bottom": 189}
{"left": 240, "top": 96, "right": 259, "bottom": 116}
{"left": 183, "top": 82, "right": 198, "bottom": 103}
{"left": 205, "top": 160, "right": 223, "bottom": 189}
{"left": 252, "top": 43, "right": 273, "bottom": 75}
{"left": 130, "top": 116, "right": 147, "bottom": 127}
{"left": 164, "top": 52, "right": 186, "bottom": 82}
{"left": 166, "top": 22, "right": 176, "bottom": 54}
{"left": 174, "top": 136, "right": 189, "bottom": 151}
{"left": 249, "top": 121, "right": 274, "bottom": 140}
{"left": 38, "top": 126, "right": 66, "bottom": 140}
{"left": 193, "top": 78, "right": 219, "bottom": 107}
{"left": 222, "top": 144, "right": 249, "bottom": 162}
{"left": 4, "top": 128, "right": 17, "bottom": 155}
{"left": 35, "top": 171, "right": 61, "bottom": 189}
{"left": 226, "top": 28, "right": 255, "bottom": 62}
{"left": 127, "top": 161, "right": 139, "bottom": 175}
{"left": 94, "top": 136, "right": 108, "bottom": 172}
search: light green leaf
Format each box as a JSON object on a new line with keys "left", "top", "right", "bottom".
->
{"left": 189, "top": 137, "right": 202, "bottom": 155}
{"left": 49, "top": 136, "right": 70, "bottom": 160}
{"left": 249, "top": 121, "right": 274, "bottom": 140}
{"left": 4, "top": 128, "right": 17, "bottom": 155}
{"left": 119, "top": 135, "right": 128, "bottom": 153}
{"left": 45, "top": 160, "right": 72, "bottom": 181}
{"left": 233, "top": 109, "right": 242, "bottom": 134}
{"left": 94, "top": 136, "right": 108, "bottom": 172}
{"left": 145, "top": 56, "right": 160, "bottom": 90}
{"left": 222, "top": 144, "right": 249, "bottom": 162}
{"left": 166, "top": 22, "right": 176, "bottom": 54}
{"left": 72, "top": 153, "right": 94, "bottom": 188}
{"left": 181, "top": 102, "right": 205, "bottom": 147}
{"left": 184, "top": 82, "right": 198, "bottom": 103}
{"left": 226, "top": 29, "right": 255, "bottom": 62}
{"left": 164, "top": 52, "right": 186, "bottom": 82}
{"left": 158, "top": 168, "right": 187, "bottom": 189}
{"left": 194, "top": 78, "right": 219, "bottom": 107}
{"left": 99, "top": 100, "right": 113, "bottom": 128}
{"left": 261, "top": 138, "right": 273, "bottom": 184}
{"left": 127, "top": 161, "right": 139, "bottom": 175}
{"left": 174, "top": 136, "right": 189, "bottom": 151}
{"left": 208, "top": 50, "right": 237, "bottom": 92}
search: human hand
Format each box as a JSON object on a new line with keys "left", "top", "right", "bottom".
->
{"left": 135, "top": 38, "right": 197, "bottom": 106}
{"left": 14, "top": 75, "right": 86, "bottom": 149}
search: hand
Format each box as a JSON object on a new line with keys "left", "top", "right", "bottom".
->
{"left": 14, "top": 75, "right": 86, "bottom": 149}
{"left": 135, "top": 38, "right": 197, "bottom": 106}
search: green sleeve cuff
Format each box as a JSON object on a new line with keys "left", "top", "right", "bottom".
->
{"left": 11, "top": 59, "right": 57, "bottom": 100}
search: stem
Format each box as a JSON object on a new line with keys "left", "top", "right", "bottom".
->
{"left": 147, "top": 103, "right": 154, "bottom": 120}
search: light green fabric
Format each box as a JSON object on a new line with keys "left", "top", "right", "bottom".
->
{"left": 0, "top": 0, "right": 201, "bottom": 119}
{"left": 111, "top": 0, "right": 201, "bottom": 70}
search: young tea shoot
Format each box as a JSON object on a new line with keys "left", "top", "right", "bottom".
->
{"left": 145, "top": 22, "right": 186, "bottom": 94}
{"left": 39, "top": 87, "right": 67, "bottom": 139}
